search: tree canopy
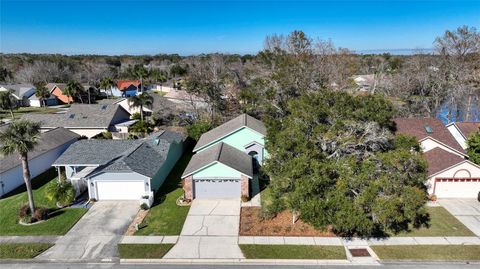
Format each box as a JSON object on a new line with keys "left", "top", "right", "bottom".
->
{"left": 466, "top": 129, "right": 480, "bottom": 165}
{"left": 263, "top": 90, "right": 429, "bottom": 237}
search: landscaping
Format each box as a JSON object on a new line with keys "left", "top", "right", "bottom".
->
{"left": 371, "top": 245, "right": 480, "bottom": 261}
{"left": 0, "top": 169, "right": 87, "bottom": 236}
{"left": 239, "top": 245, "right": 346, "bottom": 260}
{"left": 134, "top": 151, "right": 193, "bottom": 235}
{"left": 118, "top": 244, "right": 174, "bottom": 259}
{"left": 0, "top": 243, "right": 53, "bottom": 259}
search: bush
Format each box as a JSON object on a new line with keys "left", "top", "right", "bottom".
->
{"left": 140, "top": 203, "right": 149, "bottom": 210}
{"left": 130, "top": 121, "right": 153, "bottom": 135}
{"left": 33, "top": 207, "right": 49, "bottom": 221}
{"left": 131, "top": 112, "right": 141, "bottom": 120}
{"left": 18, "top": 205, "right": 33, "bottom": 223}
{"left": 241, "top": 195, "right": 250, "bottom": 202}
{"left": 45, "top": 180, "right": 76, "bottom": 207}
{"left": 186, "top": 119, "right": 212, "bottom": 140}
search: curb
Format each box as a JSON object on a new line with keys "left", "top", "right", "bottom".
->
{"left": 119, "top": 258, "right": 378, "bottom": 265}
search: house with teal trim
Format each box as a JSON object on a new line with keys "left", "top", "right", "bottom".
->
{"left": 182, "top": 114, "right": 267, "bottom": 199}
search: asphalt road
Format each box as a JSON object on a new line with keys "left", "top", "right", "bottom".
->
{"left": 0, "top": 263, "right": 478, "bottom": 269}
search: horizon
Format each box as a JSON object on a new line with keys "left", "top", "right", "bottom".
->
{"left": 1, "top": 1, "right": 479, "bottom": 55}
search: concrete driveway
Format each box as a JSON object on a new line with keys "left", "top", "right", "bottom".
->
{"left": 164, "top": 199, "right": 244, "bottom": 259}
{"left": 438, "top": 198, "right": 480, "bottom": 236}
{"left": 37, "top": 201, "right": 138, "bottom": 261}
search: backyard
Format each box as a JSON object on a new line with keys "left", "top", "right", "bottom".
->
{"left": 0, "top": 169, "right": 87, "bottom": 236}
{"left": 0, "top": 106, "right": 64, "bottom": 120}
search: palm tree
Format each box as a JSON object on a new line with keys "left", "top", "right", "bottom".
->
{"left": 64, "top": 80, "right": 84, "bottom": 104}
{"left": 34, "top": 81, "right": 51, "bottom": 108}
{"left": 0, "top": 120, "right": 41, "bottom": 215}
{"left": 128, "top": 92, "right": 153, "bottom": 122}
{"left": 100, "top": 77, "right": 116, "bottom": 98}
{"left": 0, "top": 89, "right": 17, "bottom": 119}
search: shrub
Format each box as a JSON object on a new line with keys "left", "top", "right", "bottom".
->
{"left": 131, "top": 112, "right": 141, "bottom": 120}
{"left": 33, "top": 207, "right": 49, "bottom": 221}
{"left": 241, "top": 195, "right": 250, "bottom": 202}
{"left": 140, "top": 203, "right": 149, "bottom": 210}
{"left": 18, "top": 205, "right": 33, "bottom": 223}
{"left": 186, "top": 119, "right": 212, "bottom": 140}
{"left": 45, "top": 180, "right": 76, "bottom": 206}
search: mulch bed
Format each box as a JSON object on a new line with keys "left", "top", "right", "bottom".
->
{"left": 125, "top": 209, "right": 149, "bottom": 236}
{"left": 239, "top": 207, "right": 335, "bottom": 237}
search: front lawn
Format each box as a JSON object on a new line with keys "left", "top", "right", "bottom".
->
{"left": 134, "top": 151, "right": 193, "bottom": 235}
{"left": 394, "top": 207, "right": 475, "bottom": 237}
{"left": 118, "top": 244, "right": 174, "bottom": 259}
{"left": 240, "top": 245, "right": 346, "bottom": 260}
{"left": 0, "top": 243, "right": 53, "bottom": 259}
{"left": 372, "top": 245, "right": 480, "bottom": 261}
{"left": 0, "top": 169, "right": 87, "bottom": 236}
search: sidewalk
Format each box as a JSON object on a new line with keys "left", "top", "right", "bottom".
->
{"left": 0, "top": 236, "right": 60, "bottom": 244}
{"left": 120, "top": 236, "right": 178, "bottom": 244}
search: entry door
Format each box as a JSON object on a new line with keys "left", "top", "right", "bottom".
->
{"left": 194, "top": 179, "right": 240, "bottom": 199}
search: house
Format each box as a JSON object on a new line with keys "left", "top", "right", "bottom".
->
{"left": 0, "top": 84, "right": 36, "bottom": 107}
{"left": 0, "top": 127, "right": 79, "bottom": 197}
{"left": 29, "top": 94, "right": 58, "bottom": 107}
{"left": 52, "top": 130, "right": 185, "bottom": 201}
{"left": 394, "top": 117, "right": 480, "bottom": 198}
{"left": 182, "top": 114, "right": 267, "bottom": 199}
{"left": 110, "top": 80, "right": 142, "bottom": 97}
{"left": 21, "top": 104, "right": 131, "bottom": 139}
{"left": 47, "top": 83, "right": 73, "bottom": 104}
{"left": 447, "top": 122, "right": 480, "bottom": 150}
{"left": 97, "top": 93, "right": 179, "bottom": 117}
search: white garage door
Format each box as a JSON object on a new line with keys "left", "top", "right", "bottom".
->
{"left": 96, "top": 181, "right": 145, "bottom": 200}
{"left": 194, "top": 179, "right": 240, "bottom": 199}
{"left": 435, "top": 179, "right": 480, "bottom": 198}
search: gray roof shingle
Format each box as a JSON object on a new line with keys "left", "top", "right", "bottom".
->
{"left": 183, "top": 142, "right": 253, "bottom": 178}
{"left": 0, "top": 84, "right": 36, "bottom": 99}
{"left": 1, "top": 128, "right": 80, "bottom": 173}
{"left": 194, "top": 114, "right": 266, "bottom": 151}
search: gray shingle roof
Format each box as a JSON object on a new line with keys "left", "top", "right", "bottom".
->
{"left": 1, "top": 127, "right": 80, "bottom": 174}
{"left": 21, "top": 104, "right": 128, "bottom": 128}
{"left": 194, "top": 114, "right": 266, "bottom": 151}
{"left": 183, "top": 142, "right": 253, "bottom": 178}
{"left": 0, "top": 84, "right": 36, "bottom": 99}
{"left": 53, "top": 130, "right": 185, "bottom": 178}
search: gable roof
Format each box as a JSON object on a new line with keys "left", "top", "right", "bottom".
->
{"left": 456, "top": 122, "right": 480, "bottom": 139}
{"left": 423, "top": 147, "right": 465, "bottom": 177}
{"left": 46, "top": 83, "right": 67, "bottom": 93}
{"left": 0, "top": 84, "right": 36, "bottom": 99}
{"left": 394, "top": 117, "right": 465, "bottom": 153}
{"left": 194, "top": 114, "right": 266, "bottom": 151}
{"left": 21, "top": 104, "right": 128, "bottom": 128}
{"left": 183, "top": 142, "right": 253, "bottom": 178}
{"left": 0, "top": 128, "right": 79, "bottom": 174}
{"left": 117, "top": 80, "right": 141, "bottom": 91}
{"left": 53, "top": 130, "right": 185, "bottom": 178}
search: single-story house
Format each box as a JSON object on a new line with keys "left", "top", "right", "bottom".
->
{"left": 97, "top": 93, "right": 179, "bottom": 117}
{"left": 182, "top": 114, "right": 267, "bottom": 200}
{"left": 22, "top": 104, "right": 131, "bottom": 139}
{"left": 47, "top": 83, "right": 73, "bottom": 104}
{"left": 0, "top": 84, "right": 36, "bottom": 107}
{"left": 0, "top": 127, "right": 79, "bottom": 197}
{"left": 52, "top": 130, "right": 185, "bottom": 201}
{"left": 110, "top": 80, "right": 142, "bottom": 97}
{"left": 29, "top": 94, "right": 58, "bottom": 107}
{"left": 447, "top": 122, "right": 480, "bottom": 150}
{"left": 395, "top": 117, "right": 480, "bottom": 198}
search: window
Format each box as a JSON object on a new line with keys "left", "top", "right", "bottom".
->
{"left": 424, "top": 125, "right": 433, "bottom": 134}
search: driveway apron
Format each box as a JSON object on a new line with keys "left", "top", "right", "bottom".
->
{"left": 164, "top": 199, "right": 244, "bottom": 259}
{"left": 438, "top": 198, "right": 480, "bottom": 236}
{"left": 37, "top": 201, "right": 139, "bottom": 261}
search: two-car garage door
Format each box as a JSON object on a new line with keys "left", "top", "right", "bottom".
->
{"left": 96, "top": 181, "right": 146, "bottom": 200}
{"left": 435, "top": 178, "right": 480, "bottom": 198}
{"left": 193, "top": 179, "right": 240, "bottom": 199}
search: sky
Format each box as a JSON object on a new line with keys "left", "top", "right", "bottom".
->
{"left": 1, "top": 0, "right": 479, "bottom": 55}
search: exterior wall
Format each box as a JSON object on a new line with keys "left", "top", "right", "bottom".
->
{"left": 0, "top": 142, "right": 75, "bottom": 197}
{"left": 192, "top": 162, "right": 243, "bottom": 179}
{"left": 68, "top": 128, "right": 107, "bottom": 139}
{"left": 151, "top": 142, "right": 184, "bottom": 192}
{"left": 428, "top": 161, "right": 480, "bottom": 195}
{"left": 51, "top": 86, "right": 73, "bottom": 104}
{"left": 109, "top": 107, "right": 131, "bottom": 125}
{"left": 197, "top": 128, "right": 265, "bottom": 153}
{"left": 241, "top": 174, "right": 250, "bottom": 198}
{"left": 88, "top": 172, "right": 150, "bottom": 200}
{"left": 183, "top": 175, "right": 193, "bottom": 200}
{"left": 421, "top": 138, "right": 464, "bottom": 157}
{"left": 110, "top": 87, "right": 138, "bottom": 97}
{"left": 447, "top": 124, "right": 468, "bottom": 149}
{"left": 29, "top": 99, "right": 42, "bottom": 107}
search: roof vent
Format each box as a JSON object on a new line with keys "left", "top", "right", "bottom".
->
{"left": 424, "top": 125, "right": 433, "bottom": 134}
{"left": 101, "top": 105, "right": 108, "bottom": 110}
{"left": 69, "top": 114, "right": 75, "bottom": 119}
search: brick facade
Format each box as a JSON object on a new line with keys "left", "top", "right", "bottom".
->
{"left": 241, "top": 175, "right": 250, "bottom": 198}
{"left": 183, "top": 175, "right": 193, "bottom": 200}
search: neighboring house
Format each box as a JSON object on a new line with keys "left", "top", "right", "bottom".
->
{"left": 22, "top": 104, "right": 131, "bottom": 139}
{"left": 97, "top": 94, "right": 178, "bottom": 116}
{"left": 0, "top": 84, "right": 36, "bottom": 107}
{"left": 395, "top": 117, "right": 480, "bottom": 198}
{"left": 0, "top": 127, "right": 79, "bottom": 197}
{"left": 52, "top": 130, "right": 185, "bottom": 201}
{"left": 29, "top": 94, "right": 58, "bottom": 107}
{"left": 447, "top": 122, "right": 480, "bottom": 150}
{"left": 111, "top": 80, "right": 142, "bottom": 97}
{"left": 182, "top": 114, "right": 267, "bottom": 199}
{"left": 47, "top": 83, "right": 73, "bottom": 104}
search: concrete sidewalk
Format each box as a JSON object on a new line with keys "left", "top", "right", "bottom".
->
{"left": 0, "top": 236, "right": 60, "bottom": 244}
{"left": 120, "top": 236, "right": 178, "bottom": 244}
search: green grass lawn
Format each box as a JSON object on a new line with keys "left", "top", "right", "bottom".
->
{"left": 0, "top": 243, "right": 53, "bottom": 259}
{"left": 118, "top": 244, "right": 174, "bottom": 259}
{"left": 134, "top": 151, "right": 193, "bottom": 235}
{"left": 372, "top": 245, "right": 480, "bottom": 261}
{"left": 393, "top": 207, "right": 475, "bottom": 237}
{"left": 0, "top": 107, "right": 62, "bottom": 120}
{"left": 240, "top": 245, "right": 347, "bottom": 260}
{"left": 0, "top": 169, "right": 87, "bottom": 236}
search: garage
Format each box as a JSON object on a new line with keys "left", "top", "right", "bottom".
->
{"left": 95, "top": 181, "right": 146, "bottom": 200}
{"left": 193, "top": 179, "right": 241, "bottom": 199}
{"left": 434, "top": 178, "right": 480, "bottom": 198}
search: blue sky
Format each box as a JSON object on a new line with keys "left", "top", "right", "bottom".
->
{"left": 1, "top": 0, "right": 479, "bottom": 55}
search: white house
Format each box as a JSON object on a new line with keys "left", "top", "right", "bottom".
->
{"left": 0, "top": 84, "right": 36, "bottom": 107}
{"left": 395, "top": 117, "right": 480, "bottom": 198}
{"left": 0, "top": 127, "right": 79, "bottom": 197}
{"left": 447, "top": 122, "right": 480, "bottom": 150}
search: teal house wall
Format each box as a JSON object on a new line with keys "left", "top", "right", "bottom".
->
{"left": 192, "top": 162, "right": 243, "bottom": 179}
{"left": 151, "top": 141, "right": 184, "bottom": 192}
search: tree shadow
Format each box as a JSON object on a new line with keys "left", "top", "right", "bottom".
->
{"left": 1, "top": 168, "right": 57, "bottom": 199}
